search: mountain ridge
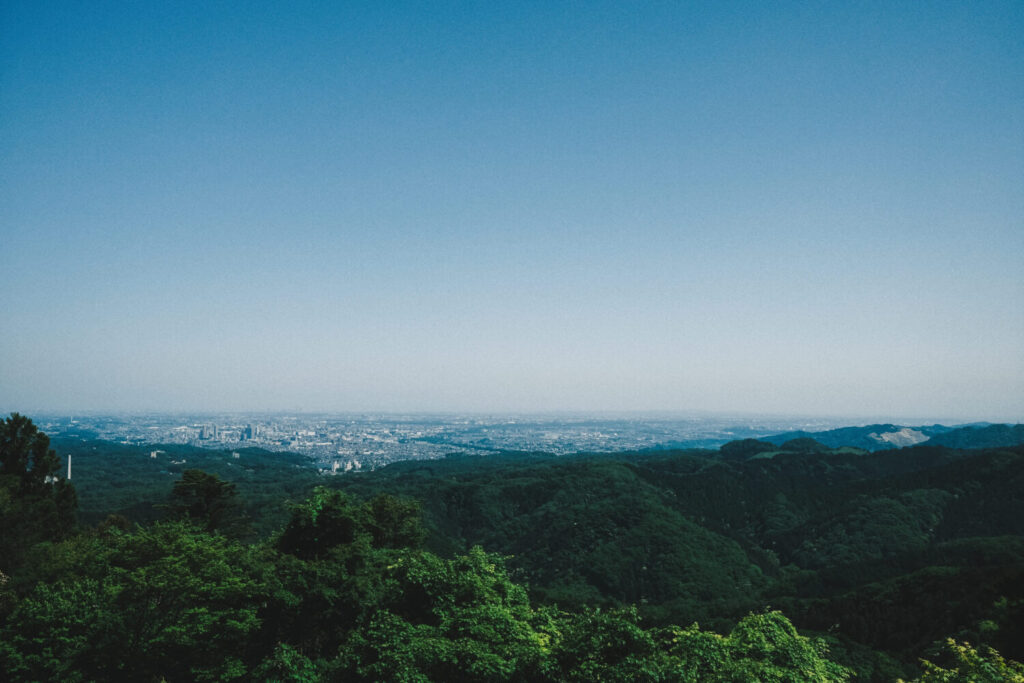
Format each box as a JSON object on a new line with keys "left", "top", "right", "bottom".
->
{"left": 759, "top": 422, "right": 1022, "bottom": 452}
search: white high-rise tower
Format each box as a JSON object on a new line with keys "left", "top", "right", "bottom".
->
{"left": 67, "top": 454, "right": 71, "bottom": 480}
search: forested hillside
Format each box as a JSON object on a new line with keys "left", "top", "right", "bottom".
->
{"left": 327, "top": 441, "right": 1024, "bottom": 680}
{"left": 54, "top": 437, "right": 320, "bottom": 536}
{"left": 761, "top": 423, "right": 1024, "bottom": 451}
{"left": 4, "top": 414, "right": 1024, "bottom": 681}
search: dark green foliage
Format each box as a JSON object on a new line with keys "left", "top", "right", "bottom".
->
{"left": 55, "top": 436, "right": 320, "bottom": 534}
{"left": 0, "top": 522, "right": 260, "bottom": 682}
{"left": 0, "top": 450, "right": 865, "bottom": 683}
{"left": 720, "top": 438, "right": 777, "bottom": 460}
{"left": 5, "top": 419, "right": 1024, "bottom": 681}
{"left": 324, "top": 441, "right": 1024, "bottom": 678}
{"left": 365, "top": 493, "right": 429, "bottom": 549}
{"left": 1, "top": 413, "right": 60, "bottom": 487}
{"left": 277, "top": 487, "right": 426, "bottom": 560}
{"left": 169, "top": 468, "right": 247, "bottom": 533}
{"left": 927, "top": 424, "right": 1024, "bottom": 450}
{"left": 252, "top": 542, "right": 369, "bottom": 659}
{"left": 278, "top": 487, "right": 362, "bottom": 559}
{"left": 780, "top": 437, "right": 829, "bottom": 453}
{"left": 0, "top": 414, "right": 77, "bottom": 577}
{"left": 254, "top": 488, "right": 431, "bottom": 659}
{"left": 252, "top": 643, "right": 319, "bottom": 682}
{"left": 787, "top": 489, "right": 952, "bottom": 569}
{"left": 550, "top": 606, "right": 665, "bottom": 681}
{"left": 330, "top": 457, "right": 769, "bottom": 630}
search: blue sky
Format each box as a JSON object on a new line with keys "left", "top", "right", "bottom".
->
{"left": 2, "top": 1, "right": 1022, "bottom": 421}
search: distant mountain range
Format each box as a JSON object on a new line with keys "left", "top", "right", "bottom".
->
{"left": 762, "top": 422, "right": 1024, "bottom": 451}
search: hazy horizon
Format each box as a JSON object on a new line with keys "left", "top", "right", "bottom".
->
{"left": 3, "top": 3, "right": 1022, "bottom": 422}
{"left": 10, "top": 407, "right": 1017, "bottom": 429}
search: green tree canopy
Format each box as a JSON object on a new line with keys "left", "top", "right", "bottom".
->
{"left": 899, "top": 638, "right": 1024, "bottom": 682}
{"left": 169, "top": 468, "right": 245, "bottom": 534}
{"left": 0, "top": 521, "right": 260, "bottom": 682}
{"left": 1, "top": 413, "right": 60, "bottom": 489}
{"left": 720, "top": 439, "right": 776, "bottom": 461}
{"left": 0, "top": 414, "right": 77, "bottom": 576}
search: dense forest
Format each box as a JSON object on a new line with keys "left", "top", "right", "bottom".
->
{"left": 3, "top": 413, "right": 1024, "bottom": 681}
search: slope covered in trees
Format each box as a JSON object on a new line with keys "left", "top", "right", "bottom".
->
{"left": 761, "top": 423, "right": 1024, "bottom": 452}
{"left": 328, "top": 442, "right": 1024, "bottom": 679}
{"left": 3, "top": 414, "right": 1023, "bottom": 681}
{"left": 1, "top": 416, "right": 858, "bottom": 681}
{"left": 53, "top": 436, "right": 319, "bottom": 537}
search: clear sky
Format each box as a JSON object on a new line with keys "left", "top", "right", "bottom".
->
{"left": 2, "top": 1, "right": 1022, "bottom": 422}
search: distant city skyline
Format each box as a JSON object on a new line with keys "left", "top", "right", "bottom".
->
{"left": 2, "top": 2, "right": 1022, "bottom": 422}
{"left": 31, "top": 412, "right": 997, "bottom": 472}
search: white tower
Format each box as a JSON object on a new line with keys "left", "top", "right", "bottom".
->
{"left": 67, "top": 454, "right": 72, "bottom": 480}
